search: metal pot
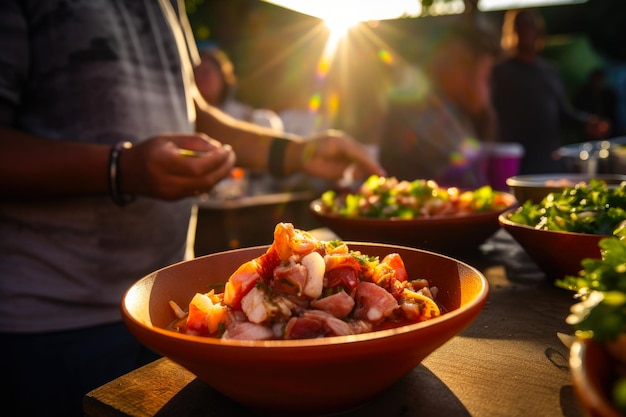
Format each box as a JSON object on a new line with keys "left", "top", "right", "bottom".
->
{"left": 555, "top": 136, "right": 626, "bottom": 175}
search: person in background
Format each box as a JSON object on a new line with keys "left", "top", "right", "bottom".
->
{"left": 575, "top": 67, "right": 619, "bottom": 139}
{"left": 194, "top": 44, "right": 285, "bottom": 131}
{"left": 0, "top": 1, "right": 385, "bottom": 416}
{"left": 490, "top": 8, "right": 610, "bottom": 175}
{"left": 379, "top": 21, "right": 501, "bottom": 188}
{"left": 194, "top": 44, "right": 333, "bottom": 195}
{"left": 194, "top": 44, "right": 287, "bottom": 197}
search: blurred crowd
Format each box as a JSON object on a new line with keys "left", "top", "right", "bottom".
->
{"left": 206, "top": 7, "right": 619, "bottom": 182}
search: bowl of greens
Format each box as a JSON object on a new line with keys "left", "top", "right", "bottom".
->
{"left": 557, "top": 237, "right": 626, "bottom": 417}
{"left": 506, "top": 173, "right": 626, "bottom": 204}
{"left": 310, "top": 175, "right": 517, "bottom": 256}
{"left": 498, "top": 179, "right": 626, "bottom": 280}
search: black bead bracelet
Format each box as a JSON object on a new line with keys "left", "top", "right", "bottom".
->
{"left": 108, "top": 141, "right": 136, "bottom": 207}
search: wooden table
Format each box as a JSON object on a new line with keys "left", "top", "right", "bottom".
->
{"left": 84, "top": 230, "right": 585, "bottom": 417}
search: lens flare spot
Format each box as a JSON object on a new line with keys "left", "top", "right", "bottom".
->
{"left": 328, "top": 93, "right": 339, "bottom": 115}
{"left": 309, "top": 93, "right": 322, "bottom": 112}
{"left": 378, "top": 49, "right": 393, "bottom": 64}
{"left": 317, "top": 57, "right": 331, "bottom": 79}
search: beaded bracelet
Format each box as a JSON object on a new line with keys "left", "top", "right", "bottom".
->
{"left": 268, "top": 137, "right": 291, "bottom": 178}
{"left": 108, "top": 141, "right": 136, "bottom": 207}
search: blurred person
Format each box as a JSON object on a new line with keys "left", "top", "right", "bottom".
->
{"left": 379, "top": 22, "right": 501, "bottom": 188}
{"left": 194, "top": 45, "right": 286, "bottom": 197}
{"left": 0, "top": 1, "right": 386, "bottom": 416}
{"left": 194, "top": 44, "right": 334, "bottom": 196}
{"left": 491, "top": 8, "right": 609, "bottom": 175}
{"left": 194, "top": 44, "right": 285, "bottom": 130}
{"left": 575, "top": 67, "right": 619, "bottom": 138}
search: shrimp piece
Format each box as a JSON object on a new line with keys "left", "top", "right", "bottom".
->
{"left": 223, "top": 259, "right": 261, "bottom": 309}
{"left": 271, "top": 222, "right": 318, "bottom": 261}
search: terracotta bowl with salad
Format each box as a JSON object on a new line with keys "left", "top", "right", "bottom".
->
{"left": 506, "top": 173, "right": 626, "bottom": 204}
{"left": 570, "top": 338, "right": 625, "bottom": 417}
{"left": 310, "top": 175, "right": 517, "bottom": 255}
{"left": 122, "top": 223, "right": 489, "bottom": 416}
{"left": 499, "top": 179, "right": 626, "bottom": 280}
{"left": 557, "top": 237, "right": 626, "bottom": 416}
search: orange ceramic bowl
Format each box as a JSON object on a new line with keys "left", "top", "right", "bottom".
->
{"left": 570, "top": 339, "right": 625, "bottom": 417}
{"left": 122, "top": 243, "right": 489, "bottom": 417}
{"left": 309, "top": 193, "right": 517, "bottom": 256}
{"left": 498, "top": 208, "right": 606, "bottom": 280}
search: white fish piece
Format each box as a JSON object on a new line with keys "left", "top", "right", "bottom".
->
{"left": 241, "top": 286, "right": 271, "bottom": 324}
{"left": 301, "top": 251, "right": 325, "bottom": 299}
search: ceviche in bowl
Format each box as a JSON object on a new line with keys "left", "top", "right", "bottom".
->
{"left": 310, "top": 175, "right": 517, "bottom": 255}
{"left": 122, "top": 223, "right": 489, "bottom": 416}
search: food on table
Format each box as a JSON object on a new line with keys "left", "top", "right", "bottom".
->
{"left": 544, "top": 178, "right": 576, "bottom": 187}
{"left": 318, "top": 175, "right": 511, "bottom": 220}
{"left": 169, "top": 222, "right": 441, "bottom": 340}
{"left": 557, "top": 236, "right": 626, "bottom": 341}
{"left": 508, "top": 179, "right": 626, "bottom": 235}
{"left": 556, "top": 236, "right": 626, "bottom": 414}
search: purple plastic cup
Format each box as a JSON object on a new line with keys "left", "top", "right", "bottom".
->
{"left": 483, "top": 143, "right": 525, "bottom": 190}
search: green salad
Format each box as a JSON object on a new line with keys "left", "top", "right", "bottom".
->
{"left": 557, "top": 236, "right": 626, "bottom": 341}
{"left": 320, "top": 175, "right": 510, "bottom": 220}
{"left": 556, "top": 236, "right": 626, "bottom": 414}
{"left": 509, "top": 179, "right": 626, "bottom": 235}
{"left": 517, "top": 179, "right": 626, "bottom": 413}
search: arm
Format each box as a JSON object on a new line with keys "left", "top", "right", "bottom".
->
{"left": 0, "top": 125, "right": 110, "bottom": 199}
{"left": 558, "top": 90, "right": 610, "bottom": 141}
{"left": 547, "top": 64, "right": 609, "bottom": 139}
{"left": 193, "top": 92, "right": 387, "bottom": 181}
{"left": 0, "top": 122, "right": 235, "bottom": 202}
{"left": 1, "top": 90, "right": 383, "bottom": 203}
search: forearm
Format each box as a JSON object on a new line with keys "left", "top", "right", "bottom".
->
{"left": 0, "top": 126, "right": 110, "bottom": 200}
{"left": 193, "top": 98, "right": 304, "bottom": 175}
{"left": 193, "top": 94, "right": 386, "bottom": 182}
